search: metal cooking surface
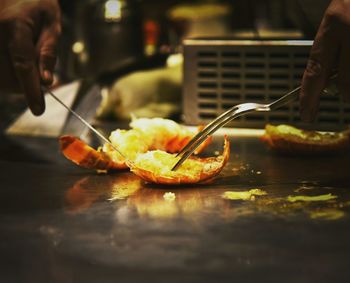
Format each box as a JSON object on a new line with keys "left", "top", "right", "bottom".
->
{"left": 1, "top": 134, "right": 350, "bottom": 282}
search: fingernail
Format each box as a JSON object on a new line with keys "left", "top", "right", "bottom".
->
{"left": 31, "top": 92, "right": 45, "bottom": 116}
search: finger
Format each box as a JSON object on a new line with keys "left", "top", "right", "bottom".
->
{"left": 37, "top": 25, "right": 60, "bottom": 85}
{"left": 37, "top": 7, "right": 61, "bottom": 86}
{"left": 300, "top": 11, "right": 339, "bottom": 122}
{"left": 8, "top": 21, "right": 44, "bottom": 115}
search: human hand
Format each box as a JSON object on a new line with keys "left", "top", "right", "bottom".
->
{"left": 300, "top": 0, "right": 350, "bottom": 122}
{"left": 0, "top": 0, "right": 61, "bottom": 115}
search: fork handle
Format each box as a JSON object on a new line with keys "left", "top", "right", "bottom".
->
{"left": 268, "top": 86, "right": 301, "bottom": 110}
{"left": 268, "top": 73, "right": 338, "bottom": 111}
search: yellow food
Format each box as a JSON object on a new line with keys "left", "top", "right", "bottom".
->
{"left": 60, "top": 117, "right": 228, "bottom": 185}
{"left": 129, "top": 136, "right": 230, "bottom": 184}
{"left": 309, "top": 209, "right": 345, "bottom": 220}
{"left": 60, "top": 117, "right": 212, "bottom": 171}
{"left": 261, "top": 124, "right": 350, "bottom": 154}
{"left": 163, "top": 192, "right": 176, "bottom": 202}
{"left": 222, "top": 189, "right": 267, "bottom": 201}
{"left": 287, "top": 193, "right": 337, "bottom": 202}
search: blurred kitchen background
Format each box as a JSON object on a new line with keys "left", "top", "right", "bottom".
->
{"left": 1, "top": 0, "right": 334, "bottom": 134}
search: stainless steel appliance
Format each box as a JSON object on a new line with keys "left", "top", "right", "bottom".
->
{"left": 182, "top": 38, "right": 350, "bottom": 130}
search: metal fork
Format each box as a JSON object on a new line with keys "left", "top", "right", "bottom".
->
{"left": 172, "top": 75, "right": 338, "bottom": 171}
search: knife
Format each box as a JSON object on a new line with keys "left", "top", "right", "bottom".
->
{"left": 43, "top": 87, "right": 129, "bottom": 160}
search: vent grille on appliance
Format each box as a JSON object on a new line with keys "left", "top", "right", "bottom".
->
{"left": 183, "top": 39, "right": 349, "bottom": 130}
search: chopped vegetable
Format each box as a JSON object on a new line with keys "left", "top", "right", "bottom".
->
{"left": 163, "top": 192, "right": 176, "bottom": 201}
{"left": 222, "top": 189, "right": 267, "bottom": 201}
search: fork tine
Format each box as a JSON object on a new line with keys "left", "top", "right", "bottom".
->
{"left": 172, "top": 73, "right": 338, "bottom": 171}
{"left": 177, "top": 86, "right": 300, "bottom": 164}
{"left": 172, "top": 107, "right": 241, "bottom": 171}
{"left": 176, "top": 106, "right": 239, "bottom": 158}
{"left": 172, "top": 101, "right": 271, "bottom": 171}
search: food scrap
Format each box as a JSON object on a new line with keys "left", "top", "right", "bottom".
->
{"left": 222, "top": 188, "right": 267, "bottom": 201}
{"left": 287, "top": 193, "right": 337, "bottom": 203}
{"left": 309, "top": 209, "right": 345, "bottom": 220}
{"left": 163, "top": 192, "right": 176, "bottom": 202}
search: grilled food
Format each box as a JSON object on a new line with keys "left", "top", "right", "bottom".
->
{"left": 60, "top": 118, "right": 212, "bottom": 171}
{"left": 129, "top": 136, "right": 230, "bottom": 185}
{"left": 261, "top": 124, "right": 350, "bottom": 154}
{"left": 60, "top": 118, "right": 228, "bottom": 184}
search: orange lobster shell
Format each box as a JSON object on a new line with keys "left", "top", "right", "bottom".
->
{"left": 59, "top": 118, "right": 229, "bottom": 185}
{"left": 261, "top": 124, "right": 350, "bottom": 155}
{"left": 60, "top": 118, "right": 212, "bottom": 172}
{"left": 60, "top": 135, "right": 126, "bottom": 170}
{"left": 128, "top": 136, "right": 230, "bottom": 185}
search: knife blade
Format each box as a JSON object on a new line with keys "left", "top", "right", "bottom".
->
{"left": 43, "top": 87, "right": 129, "bottom": 160}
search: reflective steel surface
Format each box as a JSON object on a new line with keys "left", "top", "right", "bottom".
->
{"left": 1, "top": 134, "right": 350, "bottom": 282}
